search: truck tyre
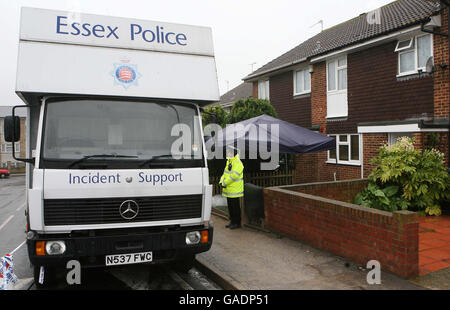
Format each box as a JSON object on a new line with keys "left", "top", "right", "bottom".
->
{"left": 173, "top": 254, "right": 196, "bottom": 273}
{"left": 33, "top": 266, "right": 57, "bottom": 289}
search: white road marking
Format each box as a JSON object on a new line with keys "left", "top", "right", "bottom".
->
{"left": 16, "top": 203, "right": 26, "bottom": 212}
{"left": 0, "top": 215, "right": 14, "bottom": 231}
{"left": 10, "top": 240, "right": 26, "bottom": 255}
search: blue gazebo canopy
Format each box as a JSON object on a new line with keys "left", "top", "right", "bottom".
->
{"left": 206, "top": 114, "right": 336, "bottom": 154}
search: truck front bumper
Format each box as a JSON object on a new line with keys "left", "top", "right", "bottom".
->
{"left": 27, "top": 225, "right": 213, "bottom": 268}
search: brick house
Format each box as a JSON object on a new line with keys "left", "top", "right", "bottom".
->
{"left": 243, "top": 0, "right": 449, "bottom": 184}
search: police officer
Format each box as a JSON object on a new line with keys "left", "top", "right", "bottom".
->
{"left": 219, "top": 145, "right": 244, "bottom": 229}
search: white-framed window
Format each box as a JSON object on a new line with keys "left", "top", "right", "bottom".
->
{"left": 293, "top": 68, "right": 311, "bottom": 95}
{"left": 327, "top": 56, "right": 347, "bottom": 92}
{"left": 1, "top": 142, "right": 20, "bottom": 153}
{"left": 395, "top": 38, "right": 414, "bottom": 52}
{"left": 397, "top": 34, "right": 433, "bottom": 76}
{"left": 258, "top": 79, "right": 270, "bottom": 100}
{"left": 0, "top": 162, "right": 7, "bottom": 168}
{"left": 326, "top": 56, "right": 348, "bottom": 118}
{"left": 327, "top": 134, "right": 361, "bottom": 165}
{"left": 388, "top": 132, "right": 414, "bottom": 146}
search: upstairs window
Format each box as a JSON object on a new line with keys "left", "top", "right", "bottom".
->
{"left": 293, "top": 68, "right": 311, "bottom": 95}
{"left": 397, "top": 34, "right": 432, "bottom": 76}
{"left": 327, "top": 56, "right": 347, "bottom": 92}
{"left": 326, "top": 56, "right": 348, "bottom": 118}
{"left": 395, "top": 38, "right": 413, "bottom": 52}
{"left": 258, "top": 80, "right": 270, "bottom": 100}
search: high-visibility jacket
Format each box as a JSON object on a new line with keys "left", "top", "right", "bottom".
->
{"left": 219, "top": 154, "right": 244, "bottom": 198}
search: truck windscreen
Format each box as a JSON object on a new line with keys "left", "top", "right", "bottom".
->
{"left": 41, "top": 99, "right": 204, "bottom": 169}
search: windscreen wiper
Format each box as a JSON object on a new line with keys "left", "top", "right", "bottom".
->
{"left": 138, "top": 154, "right": 175, "bottom": 167}
{"left": 67, "top": 154, "right": 138, "bottom": 168}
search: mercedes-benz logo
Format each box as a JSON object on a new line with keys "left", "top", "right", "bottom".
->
{"left": 119, "top": 200, "right": 139, "bottom": 220}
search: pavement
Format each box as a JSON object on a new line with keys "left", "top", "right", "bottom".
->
{"left": 197, "top": 214, "right": 450, "bottom": 290}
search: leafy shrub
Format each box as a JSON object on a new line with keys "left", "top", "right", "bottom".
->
{"left": 355, "top": 137, "right": 449, "bottom": 216}
{"left": 355, "top": 183, "right": 409, "bottom": 212}
{"left": 227, "top": 97, "right": 277, "bottom": 124}
{"left": 201, "top": 105, "right": 228, "bottom": 128}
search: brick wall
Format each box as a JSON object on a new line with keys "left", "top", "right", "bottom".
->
{"left": 293, "top": 153, "right": 318, "bottom": 184}
{"left": 264, "top": 180, "right": 419, "bottom": 278}
{"left": 311, "top": 61, "right": 327, "bottom": 132}
{"left": 269, "top": 71, "right": 311, "bottom": 128}
{"left": 433, "top": 5, "right": 449, "bottom": 119}
{"left": 286, "top": 179, "right": 368, "bottom": 202}
{"left": 362, "top": 133, "right": 388, "bottom": 178}
{"left": 252, "top": 81, "right": 258, "bottom": 99}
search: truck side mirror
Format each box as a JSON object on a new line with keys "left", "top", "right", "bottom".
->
{"left": 4, "top": 115, "right": 20, "bottom": 142}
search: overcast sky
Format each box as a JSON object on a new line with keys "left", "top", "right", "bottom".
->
{"left": 0, "top": 0, "right": 394, "bottom": 106}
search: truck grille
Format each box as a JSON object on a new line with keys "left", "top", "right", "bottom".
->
{"left": 44, "top": 195, "right": 203, "bottom": 226}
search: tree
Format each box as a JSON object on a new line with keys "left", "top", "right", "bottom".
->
{"left": 201, "top": 105, "right": 228, "bottom": 128}
{"left": 227, "top": 97, "right": 277, "bottom": 124}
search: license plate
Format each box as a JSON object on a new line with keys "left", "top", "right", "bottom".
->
{"left": 105, "top": 251, "right": 153, "bottom": 266}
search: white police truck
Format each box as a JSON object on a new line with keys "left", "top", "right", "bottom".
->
{"left": 4, "top": 7, "right": 219, "bottom": 286}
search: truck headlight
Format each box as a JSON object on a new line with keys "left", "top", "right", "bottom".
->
{"left": 45, "top": 241, "right": 66, "bottom": 255}
{"left": 185, "top": 231, "right": 201, "bottom": 245}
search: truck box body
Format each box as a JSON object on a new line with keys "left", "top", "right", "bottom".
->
{"left": 13, "top": 7, "right": 219, "bottom": 273}
{"left": 17, "top": 7, "right": 219, "bottom": 102}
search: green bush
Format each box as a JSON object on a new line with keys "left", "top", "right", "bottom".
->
{"left": 201, "top": 105, "right": 228, "bottom": 128}
{"left": 227, "top": 97, "right": 277, "bottom": 124}
{"left": 355, "top": 137, "right": 449, "bottom": 216}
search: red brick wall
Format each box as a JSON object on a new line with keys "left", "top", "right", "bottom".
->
{"left": 293, "top": 153, "right": 318, "bottom": 184}
{"left": 252, "top": 82, "right": 258, "bottom": 98}
{"left": 363, "top": 133, "right": 388, "bottom": 178}
{"left": 294, "top": 154, "right": 362, "bottom": 184}
{"left": 433, "top": 5, "right": 449, "bottom": 119}
{"left": 287, "top": 179, "right": 368, "bottom": 202}
{"left": 311, "top": 61, "right": 327, "bottom": 132}
{"left": 269, "top": 71, "right": 311, "bottom": 128}
{"left": 264, "top": 180, "right": 419, "bottom": 278}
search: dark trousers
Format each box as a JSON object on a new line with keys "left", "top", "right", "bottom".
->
{"left": 227, "top": 197, "right": 241, "bottom": 225}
